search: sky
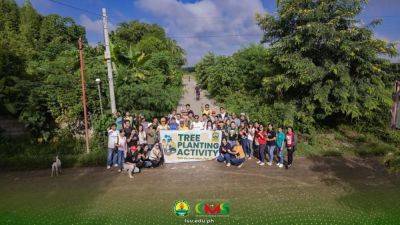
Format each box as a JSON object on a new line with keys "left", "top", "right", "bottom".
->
{"left": 16, "top": 0, "right": 400, "bottom": 66}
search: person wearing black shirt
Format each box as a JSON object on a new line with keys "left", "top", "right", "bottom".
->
{"left": 217, "top": 138, "right": 231, "bottom": 163}
{"left": 123, "top": 146, "right": 138, "bottom": 179}
{"left": 123, "top": 120, "right": 133, "bottom": 138}
{"left": 266, "top": 123, "right": 277, "bottom": 166}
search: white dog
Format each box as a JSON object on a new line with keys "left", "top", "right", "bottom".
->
{"left": 51, "top": 156, "right": 62, "bottom": 177}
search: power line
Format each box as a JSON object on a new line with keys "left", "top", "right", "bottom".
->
{"left": 169, "top": 33, "right": 262, "bottom": 38}
{"left": 46, "top": 0, "right": 102, "bottom": 17}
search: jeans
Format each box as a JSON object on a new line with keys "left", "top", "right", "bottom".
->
{"left": 267, "top": 145, "right": 276, "bottom": 163}
{"left": 277, "top": 147, "right": 284, "bottom": 164}
{"left": 117, "top": 150, "right": 125, "bottom": 169}
{"left": 225, "top": 153, "right": 245, "bottom": 165}
{"left": 241, "top": 138, "right": 251, "bottom": 157}
{"left": 217, "top": 153, "right": 228, "bottom": 162}
{"left": 258, "top": 144, "right": 266, "bottom": 162}
{"left": 287, "top": 147, "right": 295, "bottom": 165}
{"left": 107, "top": 148, "right": 115, "bottom": 166}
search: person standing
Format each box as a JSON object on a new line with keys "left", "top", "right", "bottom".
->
{"left": 286, "top": 127, "right": 296, "bottom": 169}
{"left": 116, "top": 130, "right": 127, "bottom": 172}
{"left": 266, "top": 124, "right": 276, "bottom": 166}
{"left": 146, "top": 125, "right": 157, "bottom": 150}
{"left": 191, "top": 115, "right": 204, "bottom": 130}
{"left": 256, "top": 124, "right": 267, "bottom": 166}
{"left": 276, "top": 126, "right": 286, "bottom": 168}
{"left": 107, "top": 123, "right": 119, "bottom": 169}
{"left": 239, "top": 123, "right": 249, "bottom": 158}
{"left": 168, "top": 117, "right": 179, "bottom": 130}
{"left": 247, "top": 123, "right": 255, "bottom": 160}
{"left": 115, "top": 112, "right": 123, "bottom": 131}
{"left": 227, "top": 122, "right": 238, "bottom": 147}
{"left": 138, "top": 124, "right": 147, "bottom": 146}
{"left": 124, "top": 112, "right": 133, "bottom": 126}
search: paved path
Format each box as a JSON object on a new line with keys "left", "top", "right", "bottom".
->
{"left": 177, "top": 74, "right": 219, "bottom": 115}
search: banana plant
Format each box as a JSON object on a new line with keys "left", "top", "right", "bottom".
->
{"left": 109, "top": 41, "right": 150, "bottom": 81}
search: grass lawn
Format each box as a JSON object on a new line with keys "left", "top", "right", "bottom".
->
{"left": 0, "top": 157, "right": 400, "bottom": 225}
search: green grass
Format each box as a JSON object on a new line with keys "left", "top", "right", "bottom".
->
{"left": 1, "top": 159, "right": 400, "bottom": 225}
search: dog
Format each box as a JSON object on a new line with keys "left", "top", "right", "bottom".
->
{"left": 51, "top": 155, "right": 62, "bottom": 177}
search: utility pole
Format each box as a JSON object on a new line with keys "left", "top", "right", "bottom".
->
{"left": 102, "top": 8, "right": 117, "bottom": 115}
{"left": 78, "top": 37, "right": 90, "bottom": 154}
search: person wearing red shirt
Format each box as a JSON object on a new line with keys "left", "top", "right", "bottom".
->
{"left": 255, "top": 124, "right": 267, "bottom": 166}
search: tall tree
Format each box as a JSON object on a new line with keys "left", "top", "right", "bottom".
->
{"left": 256, "top": 0, "right": 398, "bottom": 128}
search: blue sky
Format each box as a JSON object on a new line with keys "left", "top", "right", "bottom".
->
{"left": 17, "top": 0, "right": 400, "bottom": 65}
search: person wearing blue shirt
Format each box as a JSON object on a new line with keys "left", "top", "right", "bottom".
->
{"left": 169, "top": 117, "right": 179, "bottom": 130}
{"left": 276, "top": 126, "right": 286, "bottom": 168}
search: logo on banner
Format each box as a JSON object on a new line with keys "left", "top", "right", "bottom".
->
{"left": 173, "top": 200, "right": 190, "bottom": 217}
{"left": 195, "top": 201, "right": 230, "bottom": 216}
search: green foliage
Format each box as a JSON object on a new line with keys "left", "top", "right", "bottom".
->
{"left": 0, "top": 1, "right": 185, "bottom": 142}
{"left": 256, "top": 0, "right": 397, "bottom": 129}
{"left": 110, "top": 21, "right": 185, "bottom": 117}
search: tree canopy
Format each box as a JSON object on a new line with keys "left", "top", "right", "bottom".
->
{"left": 0, "top": 0, "right": 186, "bottom": 141}
{"left": 196, "top": 0, "right": 398, "bottom": 132}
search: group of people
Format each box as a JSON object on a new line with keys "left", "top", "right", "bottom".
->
{"left": 107, "top": 103, "right": 297, "bottom": 178}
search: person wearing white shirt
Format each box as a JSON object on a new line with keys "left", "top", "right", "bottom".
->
{"left": 116, "top": 130, "right": 128, "bottom": 172}
{"left": 191, "top": 115, "right": 204, "bottom": 130}
{"left": 107, "top": 123, "right": 119, "bottom": 169}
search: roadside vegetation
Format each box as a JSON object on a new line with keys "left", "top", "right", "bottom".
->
{"left": 195, "top": 0, "right": 400, "bottom": 171}
{"left": 0, "top": 0, "right": 185, "bottom": 169}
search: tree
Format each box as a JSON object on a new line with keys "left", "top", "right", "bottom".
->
{"left": 256, "top": 0, "right": 398, "bottom": 129}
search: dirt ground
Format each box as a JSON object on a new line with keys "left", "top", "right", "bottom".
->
{"left": 1, "top": 157, "right": 400, "bottom": 225}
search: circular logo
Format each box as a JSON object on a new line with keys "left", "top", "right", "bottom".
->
{"left": 173, "top": 200, "right": 190, "bottom": 217}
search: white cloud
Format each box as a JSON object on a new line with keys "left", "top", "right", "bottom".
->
{"left": 136, "top": 0, "right": 265, "bottom": 66}
{"left": 80, "top": 14, "right": 116, "bottom": 35}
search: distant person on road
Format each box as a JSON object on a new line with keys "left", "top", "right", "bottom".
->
{"left": 195, "top": 85, "right": 201, "bottom": 100}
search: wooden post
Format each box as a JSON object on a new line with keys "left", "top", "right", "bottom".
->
{"left": 78, "top": 37, "right": 90, "bottom": 153}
